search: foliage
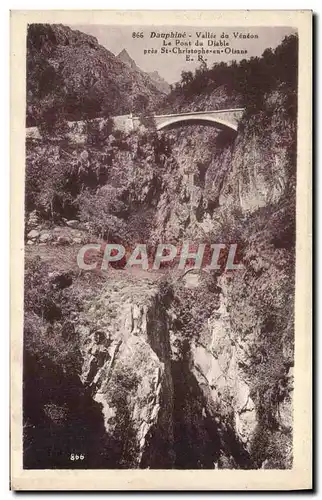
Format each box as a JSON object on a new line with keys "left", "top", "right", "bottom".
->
{"left": 161, "top": 34, "right": 298, "bottom": 115}
{"left": 25, "top": 141, "right": 111, "bottom": 220}
{"left": 24, "top": 257, "right": 81, "bottom": 371}
{"left": 139, "top": 113, "right": 157, "bottom": 130}
{"left": 25, "top": 125, "right": 175, "bottom": 246}
{"left": 77, "top": 185, "right": 127, "bottom": 241}
{"left": 85, "top": 117, "right": 114, "bottom": 146}
{"left": 107, "top": 367, "right": 140, "bottom": 467}
{"left": 169, "top": 276, "right": 220, "bottom": 357}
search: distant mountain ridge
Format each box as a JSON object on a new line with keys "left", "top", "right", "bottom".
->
{"left": 117, "top": 49, "right": 170, "bottom": 94}
{"left": 117, "top": 48, "right": 139, "bottom": 71}
{"left": 26, "top": 24, "right": 164, "bottom": 126}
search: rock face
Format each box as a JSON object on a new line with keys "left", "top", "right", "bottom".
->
{"left": 76, "top": 277, "right": 174, "bottom": 468}
{"left": 147, "top": 71, "right": 171, "bottom": 95}
{"left": 65, "top": 219, "right": 79, "bottom": 228}
{"left": 117, "top": 49, "right": 170, "bottom": 94}
{"left": 192, "top": 281, "right": 257, "bottom": 451}
{"left": 218, "top": 99, "right": 294, "bottom": 212}
{"left": 117, "top": 49, "right": 139, "bottom": 71}
{"left": 71, "top": 273, "right": 262, "bottom": 469}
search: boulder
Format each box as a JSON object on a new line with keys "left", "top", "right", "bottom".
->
{"left": 39, "top": 232, "right": 51, "bottom": 243}
{"left": 57, "top": 235, "right": 71, "bottom": 246}
{"left": 66, "top": 220, "right": 79, "bottom": 229}
{"left": 27, "top": 229, "right": 40, "bottom": 240}
{"left": 27, "top": 210, "right": 40, "bottom": 229}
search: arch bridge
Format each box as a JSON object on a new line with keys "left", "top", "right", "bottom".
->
{"left": 26, "top": 108, "right": 245, "bottom": 141}
{"left": 131, "top": 108, "right": 245, "bottom": 133}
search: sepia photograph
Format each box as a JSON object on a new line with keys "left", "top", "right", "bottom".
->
{"left": 10, "top": 10, "right": 312, "bottom": 490}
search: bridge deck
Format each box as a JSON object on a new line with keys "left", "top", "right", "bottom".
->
{"left": 26, "top": 108, "right": 246, "bottom": 140}
{"left": 133, "top": 108, "right": 245, "bottom": 120}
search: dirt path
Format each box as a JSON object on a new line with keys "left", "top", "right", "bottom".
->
{"left": 25, "top": 244, "right": 177, "bottom": 283}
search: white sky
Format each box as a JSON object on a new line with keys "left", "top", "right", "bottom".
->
{"left": 71, "top": 25, "right": 296, "bottom": 84}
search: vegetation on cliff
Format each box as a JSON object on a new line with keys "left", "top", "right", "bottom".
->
{"left": 160, "top": 34, "right": 297, "bottom": 116}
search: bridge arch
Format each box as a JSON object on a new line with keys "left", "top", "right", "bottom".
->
{"left": 156, "top": 115, "right": 238, "bottom": 133}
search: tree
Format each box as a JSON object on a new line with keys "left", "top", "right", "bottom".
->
{"left": 85, "top": 117, "right": 114, "bottom": 146}
{"left": 180, "top": 70, "right": 193, "bottom": 87}
{"left": 139, "top": 113, "right": 157, "bottom": 130}
{"left": 78, "top": 185, "right": 127, "bottom": 240}
{"left": 133, "top": 94, "right": 149, "bottom": 114}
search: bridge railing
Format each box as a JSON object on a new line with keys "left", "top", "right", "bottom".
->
{"left": 133, "top": 108, "right": 245, "bottom": 120}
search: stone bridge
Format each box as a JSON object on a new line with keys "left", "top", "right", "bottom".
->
{"left": 115, "top": 108, "right": 245, "bottom": 134}
{"left": 26, "top": 108, "right": 245, "bottom": 141}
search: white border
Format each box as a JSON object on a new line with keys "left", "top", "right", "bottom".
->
{"left": 4, "top": 3, "right": 317, "bottom": 497}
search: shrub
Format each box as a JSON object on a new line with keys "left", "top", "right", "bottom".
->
{"left": 24, "top": 257, "right": 81, "bottom": 372}
{"left": 139, "top": 113, "right": 157, "bottom": 131}
{"left": 38, "top": 105, "right": 69, "bottom": 139}
{"left": 25, "top": 141, "right": 113, "bottom": 220}
{"left": 85, "top": 117, "right": 114, "bottom": 146}
{"left": 77, "top": 185, "right": 127, "bottom": 241}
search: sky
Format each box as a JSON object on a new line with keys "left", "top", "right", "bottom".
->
{"left": 71, "top": 25, "right": 296, "bottom": 84}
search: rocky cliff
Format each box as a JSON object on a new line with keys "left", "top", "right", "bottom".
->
{"left": 117, "top": 49, "right": 170, "bottom": 94}
{"left": 77, "top": 275, "right": 174, "bottom": 468}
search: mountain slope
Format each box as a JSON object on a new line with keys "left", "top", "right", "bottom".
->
{"left": 147, "top": 71, "right": 170, "bottom": 94}
{"left": 26, "top": 24, "right": 163, "bottom": 126}
{"left": 117, "top": 48, "right": 139, "bottom": 71}
{"left": 117, "top": 49, "right": 170, "bottom": 94}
